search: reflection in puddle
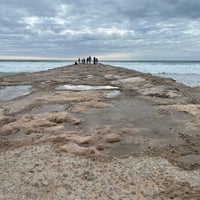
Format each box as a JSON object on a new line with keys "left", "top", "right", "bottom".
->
{"left": 56, "top": 85, "right": 118, "bottom": 91}
{"left": 105, "top": 90, "right": 121, "bottom": 98}
{"left": 0, "top": 85, "right": 32, "bottom": 101}
{"left": 30, "top": 104, "right": 65, "bottom": 114}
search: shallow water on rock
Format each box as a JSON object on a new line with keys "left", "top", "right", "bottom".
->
{"left": 0, "top": 85, "right": 32, "bottom": 101}
{"left": 105, "top": 90, "right": 121, "bottom": 98}
{"left": 5, "top": 129, "right": 26, "bottom": 141}
{"left": 177, "top": 154, "right": 200, "bottom": 165}
{"left": 30, "top": 104, "right": 65, "bottom": 114}
{"left": 76, "top": 98, "right": 195, "bottom": 156}
{"left": 108, "top": 143, "right": 143, "bottom": 156}
{"left": 56, "top": 84, "right": 118, "bottom": 91}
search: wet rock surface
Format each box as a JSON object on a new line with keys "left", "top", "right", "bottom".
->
{"left": 0, "top": 64, "right": 200, "bottom": 199}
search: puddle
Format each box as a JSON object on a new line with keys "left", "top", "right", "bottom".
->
{"left": 5, "top": 129, "right": 26, "bottom": 141}
{"left": 63, "top": 122, "right": 78, "bottom": 131}
{"left": 177, "top": 154, "right": 200, "bottom": 165}
{"left": 78, "top": 98, "right": 194, "bottom": 133}
{"left": 30, "top": 104, "right": 65, "bottom": 115}
{"left": 0, "top": 85, "right": 32, "bottom": 101}
{"left": 107, "top": 143, "right": 143, "bottom": 156}
{"left": 105, "top": 90, "right": 121, "bottom": 98}
{"left": 56, "top": 84, "right": 118, "bottom": 91}
{"left": 76, "top": 98, "right": 197, "bottom": 155}
{"left": 78, "top": 99, "right": 157, "bottom": 130}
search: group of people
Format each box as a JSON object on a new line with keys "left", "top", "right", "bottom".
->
{"left": 75, "top": 56, "right": 98, "bottom": 65}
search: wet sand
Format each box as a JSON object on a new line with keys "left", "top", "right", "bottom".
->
{"left": 0, "top": 64, "right": 200, "bottom": 199}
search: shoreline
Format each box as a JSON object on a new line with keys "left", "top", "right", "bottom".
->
{"left": 0, "top": 63, "right": 200, "bottom": 199}
{"left": 1, "top": 60, "right": 200, "bottom": 87}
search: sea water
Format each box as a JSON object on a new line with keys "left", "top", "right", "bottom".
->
{"left": 0, "top": 60, "right": 72, "bottom": 75}
{"left": 0, "top": 60, "right": 200, "bottom": 87}
{"left": 103, "top": 61, "right": 200, "bottom": 87}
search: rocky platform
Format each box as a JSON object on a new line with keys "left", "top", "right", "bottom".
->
{"left": 0, "top": 64, "right": 200, "bottom": 199}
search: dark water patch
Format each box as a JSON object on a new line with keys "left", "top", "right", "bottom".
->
{"left": 0, "top": 85, "right": 32, "bottom": 101}
{"left": 5, "top": 129, "right": 26, "bottom": 141}
{"left": 178, "top": 154, "right": 200, "bottom": 165}
{"left": 30, "top": 104, "right": 65, "bottom": 115}
{"left": 76, "top": 98, "right": 196, "bottom": 155}
{"left": 107, "top": 143, "right": 143, "bottom": 156}
{"left": 63, "top": 122, "right": 78, "bottom": 131}
{"left": 77, "top": 99, "right": 157, "bottom": 131}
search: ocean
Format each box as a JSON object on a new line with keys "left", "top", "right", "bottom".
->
{"left": 0, "top": 60, "right": 200, "bottom": 87}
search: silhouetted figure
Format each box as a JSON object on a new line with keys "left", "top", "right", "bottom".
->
{"left": 93, "top": 57, "right": 98, "bottom": 64}
{"left": 86, "top": 57, "right": 89, "bottom": 64}
{"left": 78, "top": 58, "right": 80, "bottom": 64}
{"left": 75, "top": 61, "right": 78, "bottom": 65}
{"left": 95, "top": 57, "right": 98, "bottom": 64}
{"left": 82, "top": 58, "right": 86, "bottom": 64}
{"left": 88, "top": 56, "right": 92, "bottom": 64}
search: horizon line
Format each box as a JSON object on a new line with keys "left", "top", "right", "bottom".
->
{"left": 0, "top": 59, "right": 200, "bottom": 62}
{"left": 0, "top": 56, "right": 200, "bottom": 62}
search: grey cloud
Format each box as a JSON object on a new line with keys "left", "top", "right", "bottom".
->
{"left": 115, "top": 0, "right": 200, "bottom": 20}
{"left": 0, "top": 0, "right": 58, "bottom": 17}
{"left": 0, "top": 0, "right": 200, "bottom": 59}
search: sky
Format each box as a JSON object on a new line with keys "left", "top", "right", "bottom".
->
{"left": 0, "top": 0, "right": 200, "bottom": 60}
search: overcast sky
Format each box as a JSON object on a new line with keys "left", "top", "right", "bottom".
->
{"left": 0, "top": 0, "right": 200, "bottom": 60}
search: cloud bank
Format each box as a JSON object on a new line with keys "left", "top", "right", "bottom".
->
{"left": 0, "top": 0, "right": 200, "bottom": 60}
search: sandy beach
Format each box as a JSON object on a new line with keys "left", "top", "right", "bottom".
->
{"left": 0, "top": 63, "right": 200, "bottom": 199}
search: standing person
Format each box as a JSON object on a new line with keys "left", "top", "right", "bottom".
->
{"left": 93, "top": 57, "right": 96, "bottom": 64}
{"left": 78, "top": 58, "right": 80, "bottom": 64}
{"left": 95, "top": 57, "right": 98, "bottom": 64}
{"left": 88, "top": 56, "right": 92, "bottom": 64}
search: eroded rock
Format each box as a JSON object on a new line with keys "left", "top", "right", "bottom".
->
{"left": 161, "top": 104, "right": 200, "bottom": 126}
{"left": 59, "top": 142, "right": 97, "bottom": 156}
{"left": 71, "top": 135, "right": 98, "bottom": 147}
{"left": 112, "top": 77, "right": 146, "bottom": 88}
{"left": 47, "top": 111, "right": 80, "bottom": 124}
{"left": 104, "top": 133, "right": 122, "bottom": 143}
{"left": 138, "top": 85, "right": 181, "bottom": 98}
{"left": 0, "top": 111, "right": 80, "bottom": 136}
